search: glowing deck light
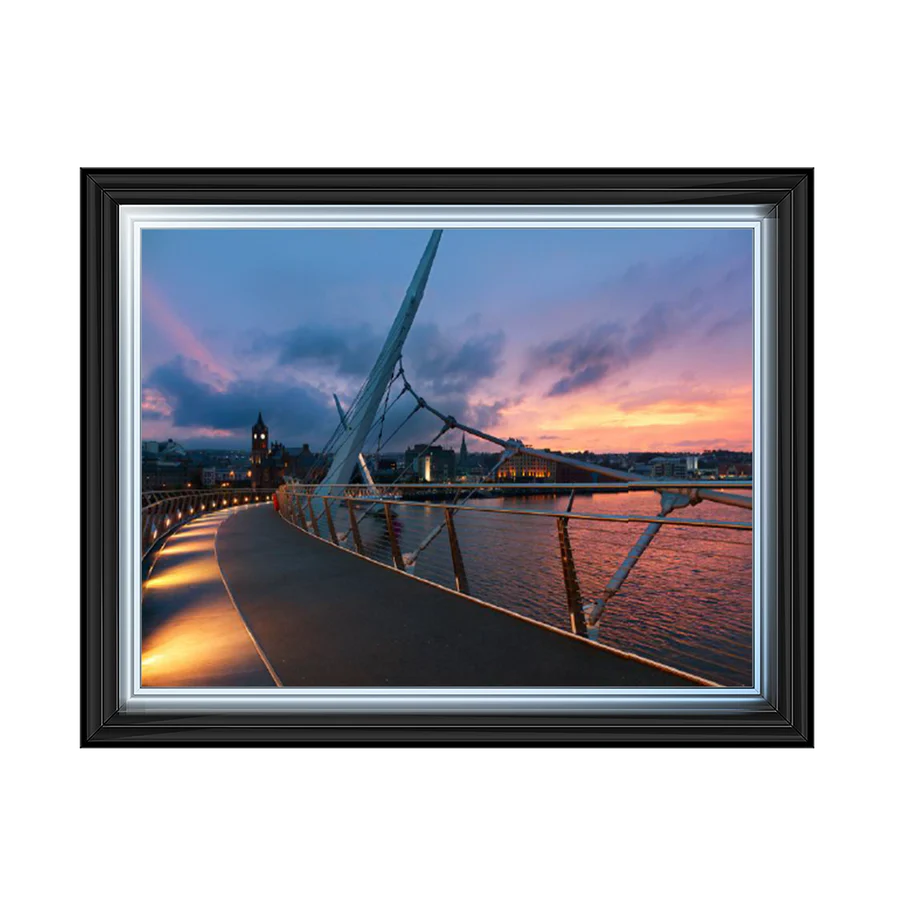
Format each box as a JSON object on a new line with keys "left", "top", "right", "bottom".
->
{"left": 144, "top": 559, "right": 221, "bottom": 591}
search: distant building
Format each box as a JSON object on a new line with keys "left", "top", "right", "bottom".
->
{"left": 404, "top": 444, "right": 456, "bottom": 482}
{"left": 142, "top": 438, "right": 187, "bottom": 460}
{"left": 285, "top": 443, "right": 317, "bottom": 480}
{"left": 250, "top": 412, "right": 269, "bottom": 466}
{"left": 649, "top": 457, "right": 689, "bottom": 479}
{"left": 497, "top": 450, "right": 555, "bottom": 481}
{"left": 212, "top": 464, "right": 251, "bottom": 486}
{"left": 247, "top": 413, "right": 320, "bottom": 488}
{"left": 494, "top": 448, "right": 596, "bottom": 483}
{"left": 141, "top": 438, "right": 191, "bottom": 489}
{"left": 718, "top": 462, "right": 752, "bottom": 478}
{"left": 458, "top": 434, "right": 470, "bottom": 473}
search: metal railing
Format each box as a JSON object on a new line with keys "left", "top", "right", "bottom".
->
{"left": 141, "top": 487, "right": 274, "bottom": 557}
{"left": 274, "top": 481, "right": 753, "bottom": 674}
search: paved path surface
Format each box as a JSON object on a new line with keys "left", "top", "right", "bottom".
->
{"left": 214, "top": 505, "right": 698, "bottom": 687}
{"left": 141, "top": 510, "right": 276, "bottom": 687}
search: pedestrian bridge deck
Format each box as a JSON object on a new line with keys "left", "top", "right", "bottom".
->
{"left": 142, "top": 505, "right": 704, "bottom": 688}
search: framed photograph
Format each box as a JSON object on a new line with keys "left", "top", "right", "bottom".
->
{"left": 82, "top": 168, "right": 812, "bottom": 746}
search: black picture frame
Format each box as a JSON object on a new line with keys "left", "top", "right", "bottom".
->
{"left": 82, "top": 168, "right": 812, "bottom": 747}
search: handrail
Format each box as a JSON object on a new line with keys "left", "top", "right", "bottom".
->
{"left": 274, "top": 480, "right": 753, "bottom": 676}
{"left": 279, "top": 483, "right": 751, "bottom": 531}
{"left": 281, "top": 480, "right": 753, "bottom": 491}
{"left": 141, "top": 487, "right": 274, "bottom": 557}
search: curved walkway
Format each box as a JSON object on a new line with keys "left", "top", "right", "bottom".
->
{"left": 214, "top": 505, "right": 700, "bottom": 687}
{"left": 142, "top": 504, "right": 703, "bottom": 688}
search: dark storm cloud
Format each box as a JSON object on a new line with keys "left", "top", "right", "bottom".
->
{"left": 270, "top": 322, "right": 384, "bottom": 376}
{"left": 146, "top": 356, "right": 334, "bottom": 442}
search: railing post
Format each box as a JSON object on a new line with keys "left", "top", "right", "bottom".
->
{"left": 556, "top": 493, "right": 587, "bottom": 636}
{"left": 306, "top": 495, "right": 321, "bottom": 536}
{"left": 345, "top": 497, "right": 364, "bottom": 553}
{"left": 443, "top": 508, "right": 469, "bottom": 595}
{"left": 322, "top": 497, "right": 339, "bottom": 544}
{"left": 382, "top": 502, "right": 406, "bottom": 571}
{"left": 293, "top": 493, "right": 309, "bottom": 531}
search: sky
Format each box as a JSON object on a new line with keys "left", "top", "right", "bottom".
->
{"left": 141, "top": 227, "right": 753, "bottom": 454}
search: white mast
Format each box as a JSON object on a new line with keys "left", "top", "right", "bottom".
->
{"left": 315, "top": 229, "right": 443, "bottom": 503}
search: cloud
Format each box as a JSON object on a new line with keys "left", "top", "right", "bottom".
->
{"left": 142, "top": 283, "right": 234, "bottom": 385}
{"left": 525, "top": 287, "right": 721, "bottom": 397}
{"left": 269, "top": 322, "right": 384, "bottom": 376}
{"left": 706, "top": 306, "right": 752, "bottom": 338}
{"left": 141, "top": 387, "right": 172, "bottom": 421}
{"left": 145, "top": 316, "right": 516, "bottom": 452}
{"left": 404, "top": 323, "right": 506, "bottom": 396}
{"left": 145, "top": 355, "right": 335, "bottom": 444}
{"left": 613, "top": 384, "right": 731, "bottom": 413}
{"left": 523, "top": 322, "right": 627, "bottom": 396}
{"left": 468, "top": 397, "right": 516, "bottom": 431}
{"left": 519, "top": 246, "right": 752, "bottom": 399}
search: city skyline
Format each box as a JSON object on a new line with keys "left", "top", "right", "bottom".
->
{"left": 141, "top": 227, "right": 753, "bottom": 453}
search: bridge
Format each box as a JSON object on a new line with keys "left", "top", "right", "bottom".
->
{"left": 140, "top": 481, "right": 751, "bottom": 688}
{"left": 140, "top": 230, "right": 753, "bottom": 689}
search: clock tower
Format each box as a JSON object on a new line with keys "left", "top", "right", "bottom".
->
{"left": 251, "top": 411, "right": 268, "bottom": 465}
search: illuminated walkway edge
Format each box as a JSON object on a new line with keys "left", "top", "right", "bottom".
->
{"left": 141, "top": 509, "right": 277, "bottom": 687}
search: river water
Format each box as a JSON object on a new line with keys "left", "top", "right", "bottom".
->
{"left": 347, "top": 490, "right": 753, "bottom": 686}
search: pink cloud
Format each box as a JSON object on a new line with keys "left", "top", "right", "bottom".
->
{"left": 142, "top": 281, "right": 234, "bottom": 389}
